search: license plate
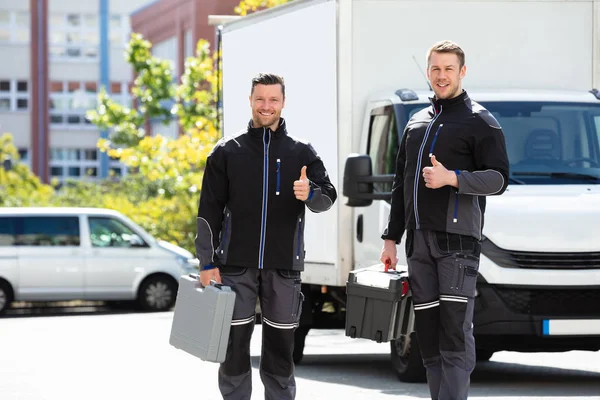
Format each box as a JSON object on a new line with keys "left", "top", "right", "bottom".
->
{"left": 543, "top": 319, "right": 600, "bottom": 336}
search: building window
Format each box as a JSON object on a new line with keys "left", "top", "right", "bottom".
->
{"left": 0, "top": 79, "right": 29, "bottom": 111}
{"left": 49, "top": 80, "right": 131, "bottom": 128}
{"left": 49, "top": 148, "right": 127, "bottom": 181}
{"left": 50, "top": 81, "right": 96, "bottom": 128}
{"left": 50, "top": 13, "right": 99, "bottom": 60}
{"left": 0, "top": 10, "right": 30, "bottom": 43}
{"left": 49, "top": 13, "right": 130, "bottom": 61}
{"left": 109, "top": 14, "right": 130, "bottom": 47}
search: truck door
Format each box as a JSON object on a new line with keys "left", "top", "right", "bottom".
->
{"left": 354, "top": 104, "right": 404, "bottom": 268}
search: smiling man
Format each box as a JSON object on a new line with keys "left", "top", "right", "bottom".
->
{"left": 380, "top": 41, "right": 509, "bottom": 400}
{"left": 195, "top": 73, "right": 337, "bottom": 400}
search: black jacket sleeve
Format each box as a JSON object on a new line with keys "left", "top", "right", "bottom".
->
{"left": 303, "top": 143, "right": 337, "bottom": 213}
{"left": 195, "top": 141, "right": 228, "bottom": 268}
{"left": 381, "top": 127, "right": 408, "bottom": 244}
{"left": 456, "top": 113, "right": 510, "bottom": 196}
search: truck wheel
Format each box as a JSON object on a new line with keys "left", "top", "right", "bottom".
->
{"left": 293, "top": 326, "right": 310, "bottom": 364}
{"left": 0, "top": 280, "right": 13, "bottom": 315}
{"left": 476, "top": 349, "right": 494, "bottom": 362}
{"left": 137, "top": 275, "right": 177, "bottom": 312}
{"left": 390, "top": 332, "right": 426, "bottom": 382}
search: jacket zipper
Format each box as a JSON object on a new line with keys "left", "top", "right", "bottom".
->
{"left": 453, "top": 192, "right": 459, "bottom": 223}
{"left": 453, "top": 170, "right": 461, "bottom": 223}
{"left": 220, "top": 211, "right": 230, "bottom": 254}
{"left": 276, "top": 158, "right": 281, "bottom": 195}
{"left": 296, "top": 217, "right": 303, "bottom": 259}
{"left": 428, "top": 124, "right": 443, "bottom": 157}
{"left": 414, "top": 105, "right": 442, "bottom": 228}
{"left": 258, "top": 129, "right": 271, "bottom": 269}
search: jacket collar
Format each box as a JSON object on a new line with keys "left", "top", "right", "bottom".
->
{"left": 429, "top": 90, "right": 469, "bottom": 112}
{"left": 247, "top": 118, "right": 287, "bottom": 139}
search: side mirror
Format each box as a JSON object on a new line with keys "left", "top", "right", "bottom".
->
{"left": 343, "top": 154, "right": 394, "bottom": 207}
{"left": 130, "top": 234, "right": 146, "bottom": 248}
{"left": 343, "top": 154, "right": 375, "bottom": 207}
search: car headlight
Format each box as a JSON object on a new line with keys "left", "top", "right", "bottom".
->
{"left": 176, "top": 256, "right": 199, "bottom": 271}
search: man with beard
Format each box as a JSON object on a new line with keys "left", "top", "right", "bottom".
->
{"left": 195, "top": 73, "right": 337, "bottom": 400}
{"left": 380, "top": 41, "right": 509, "bottom": 400}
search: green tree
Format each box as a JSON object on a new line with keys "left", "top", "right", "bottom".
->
{"left": 234, "top": 0, "right": 294, "bottom": 15}
{"left": 83, "top": 34, "right": 220, "bottom": 253}
{"left": 0, "top": 134, "right": 54, "bottom": 207}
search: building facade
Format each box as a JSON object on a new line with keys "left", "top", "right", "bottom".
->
{"left": 0, "top": 0, "right": 153, "bottom": 183}
{"left": 0, "top": 0, "right": 239, "bottom": 183}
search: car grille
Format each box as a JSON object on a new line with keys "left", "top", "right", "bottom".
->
{"left": 494, "top": 287, "right": 600, "bottom": 316}
{"left": 481, "top": 238, "right": 600, "bottom": 269}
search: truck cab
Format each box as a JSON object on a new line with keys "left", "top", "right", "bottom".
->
{"left": 343, "top": 88, "right": 600, "bottom": 380}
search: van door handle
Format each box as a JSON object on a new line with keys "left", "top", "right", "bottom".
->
{"left": 357, "top": 214, "right": 363, "bottom": 243}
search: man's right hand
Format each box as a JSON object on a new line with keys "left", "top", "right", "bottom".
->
{"left": 380, "top": 239, "right": 399, "bottom": 269}
{"left": 200, "top": 267, "right": 221, "bottom": 287}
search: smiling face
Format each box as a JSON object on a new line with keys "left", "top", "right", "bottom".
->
{"left": 427, "top": 51, "right": 466, "bottom": 100}
{"left": 249, "top": 83, "right": 285, "bottom": 131}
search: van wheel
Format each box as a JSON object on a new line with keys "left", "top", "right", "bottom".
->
{"left": 0, "top": 280, "right": 14, "bottom": 314}
{"left": 138, "top": 275, "right": 177, "bottom": 312}
{"left": 390, "top": 332, "right": 426, "bottom": 382}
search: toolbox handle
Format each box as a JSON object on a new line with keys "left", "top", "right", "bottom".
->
{"left": 189, "top": 273, "right": 224, "bottom": 290}
{"left": 384, "top": 258, "right": 395, "bottom": 273}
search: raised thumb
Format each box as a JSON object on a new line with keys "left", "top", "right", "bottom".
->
{"left": 431, "top": 155, "right": 441, "bottom": 167}
{"left": 300, "top": 166, "right": 307, "bottom": 180}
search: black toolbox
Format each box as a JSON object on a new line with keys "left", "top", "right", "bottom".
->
{"left": 345, "top": 263, "right": 412, "bottom": 343}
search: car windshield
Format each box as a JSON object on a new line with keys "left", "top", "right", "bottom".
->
{"left": 404, "top": 101, "right": 600, "bottom": 184}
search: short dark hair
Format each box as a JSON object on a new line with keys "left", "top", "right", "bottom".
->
{"left": 251, "top": 73, "right": 285, "bottom": 97}
{"left": 427, "top": 40, "right": 465, "bottom": 68}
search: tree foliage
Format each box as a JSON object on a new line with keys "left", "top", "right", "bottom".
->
{"left": 234, "top": 0, "right": 294, "bottom": 15}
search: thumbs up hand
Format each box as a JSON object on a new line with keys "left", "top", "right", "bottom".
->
{"left": 422, "top": 155, "right": 457, "bottom": 189}
{"left": 294, "top": 166, "right": 311, "bottom": 201}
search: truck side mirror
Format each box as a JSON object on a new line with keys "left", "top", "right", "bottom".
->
{"left": 343, "top": 154, "right": 375, "bottom": 207}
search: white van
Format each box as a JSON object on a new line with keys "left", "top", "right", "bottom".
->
{"left": 0, "top": 207, "right": 198, "bottom": 313}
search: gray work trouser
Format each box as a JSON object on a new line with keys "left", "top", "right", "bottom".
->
{"left": 218, "top": 267, "right": 304, "bottom": 400}
{"left": 406, "top": 229, "right": 480, "bottom": 400}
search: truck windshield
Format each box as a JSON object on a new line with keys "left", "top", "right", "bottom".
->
{"left": 403, "top": 102, "right": 600, "bottom": 185}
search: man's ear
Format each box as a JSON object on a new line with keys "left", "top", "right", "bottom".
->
{"left": 248, "top": 95, "right": 252, "bottom": 107}
{"left": 460, "top": 65, "right": 467, "bottom": 79}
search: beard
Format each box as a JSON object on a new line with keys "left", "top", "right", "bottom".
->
{"left": 433, "top": 83, "right": 460, "bottom": 100}
{"left": 253, "top": 111, "right": 280, "bottom": 128}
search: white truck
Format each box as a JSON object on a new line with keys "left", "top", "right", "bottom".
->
{"left": 216, "top": 0, "right": 600, "bottom": 381}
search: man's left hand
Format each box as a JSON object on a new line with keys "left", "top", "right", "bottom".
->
{"left": 294, "top": 166, "right": 310, "bottom": 201}
{"left": 423, "top": 155, "right": 458, "bottom": 189}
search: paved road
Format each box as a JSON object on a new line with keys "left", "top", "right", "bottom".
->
{"left": 1, "top": 309, "right": 599, "bottom": 400}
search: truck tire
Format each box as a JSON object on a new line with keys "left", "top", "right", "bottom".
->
{"left": 476, "top": 349, "right": 495, "bottom": 362}
{"left": 390, "top": 332, "right": 426, "bottom": 382}
{"left": 293, "top": 326, "right": 310, "bottom": 364}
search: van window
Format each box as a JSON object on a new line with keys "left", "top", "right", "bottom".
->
{"left": 0, "top": 217, "right": 16, "bottom": 246}
{"left": 16, "top": 216, "right": 80, "bottom": 246}
{"left": 89, "top": 217, "right": 147, "bottom": 248}
{"left": 367, "top": 105, "right": 399, "bottom": 193}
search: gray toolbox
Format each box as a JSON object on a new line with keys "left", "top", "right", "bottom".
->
{"left": 345, "top": 262, "right": 412, "bottom": 343}
{"left": 169, "top": 273, "right": 236, "bottom": 363}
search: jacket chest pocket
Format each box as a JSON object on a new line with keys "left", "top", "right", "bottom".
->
{"left": 271, "top": 157, "right": 301, "bottom": 198}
